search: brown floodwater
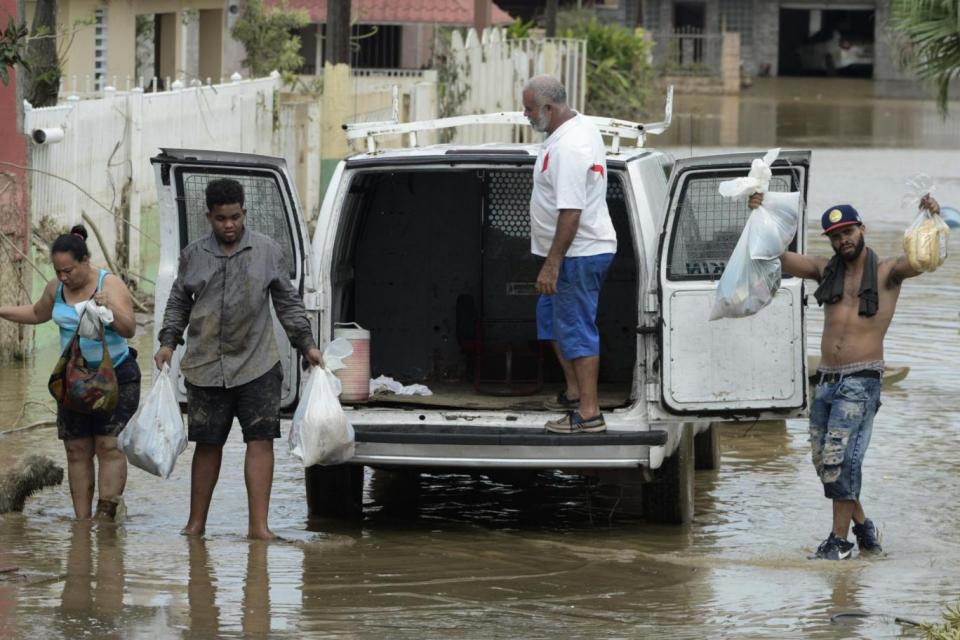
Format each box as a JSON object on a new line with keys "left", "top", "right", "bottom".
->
{"left": 2, "top": 81, "right": 960, "bottom": 639}
{"left": 657, "top": 77, "right": 960, "bottom": 150}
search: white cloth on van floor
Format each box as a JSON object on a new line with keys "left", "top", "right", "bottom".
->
{"left": 369, "top": 375, "right": 433, "bottom": 397}
{"left": 529, "top": 113, "right": 617, "bottom": 258}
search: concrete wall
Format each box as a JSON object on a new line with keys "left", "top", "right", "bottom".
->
{"left": 198, "top": 8, "right": 223, "bottom": 82}
{"left": 0, "top": 0, "right": 34, "bottom": 361}
{"left": 752, "top": 0, "right": 780, "bottom": 77}
{"left": 24, "top": 75, "right": 281, "bottom": 284}
{"left": 399, "top": 24, "right": 435, "bottom": 70}
{"left": 661, "top": 32, "right": 741, "bottom": 95}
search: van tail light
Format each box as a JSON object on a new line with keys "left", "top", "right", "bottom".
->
{"left": 840, "top": 40, "right": 852, "bottom": 50}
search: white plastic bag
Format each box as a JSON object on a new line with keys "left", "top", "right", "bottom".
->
{"left": 710, "top": 221, "right": 783, "bottom": 320}
{"left": 74, "top": 301, "right": 114, "bottom": 339}
{"left": 717, "top": 148, "right": 780, "bottom": 198}
{"left": 118, "top": 365, "right": 187, "bottom": 479}
{"left": 710, "top": 151, "right": 801, "bottom": 321}
{"left": 746, "top": 191, "right": 801, "bottom": 260}
{"left": 289, "top": 338, "right": 356, "bottom": 467}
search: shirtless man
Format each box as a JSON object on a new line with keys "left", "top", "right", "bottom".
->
{"left": 749, "top": 193, "right": 942, "bottom": 559}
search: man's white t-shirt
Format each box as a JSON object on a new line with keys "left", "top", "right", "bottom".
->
{"left": 529, "top": 113, "right": 617, "bottom": 257}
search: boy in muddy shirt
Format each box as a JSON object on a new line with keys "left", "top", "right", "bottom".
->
{"left": 749, "top": 193, "right": 942, "bottom": 559}
{"left": 155, "top": 178, "right": 323, "bottom": 539}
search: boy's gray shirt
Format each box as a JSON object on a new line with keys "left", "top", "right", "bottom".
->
{"left": 158, "top": 229, "right": 316, "bottom": 388}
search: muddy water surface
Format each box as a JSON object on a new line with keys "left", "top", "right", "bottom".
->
{"left": 2, "top": 85, "right": 960, "bottom": 639}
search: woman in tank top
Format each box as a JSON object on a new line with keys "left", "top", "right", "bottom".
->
{"left": 0, "top": 225, "right": 141, "bottom": 521}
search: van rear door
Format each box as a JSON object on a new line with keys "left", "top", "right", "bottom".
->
{"left": 651, "top": 151, "right": 810, "bottom": 418}
{"left": 150, "top": 149, "right": 314, "bottom": 409}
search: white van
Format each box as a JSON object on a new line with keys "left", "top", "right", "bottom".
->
{"left": 151, "top": 104, "right": 810, "bottom": 524}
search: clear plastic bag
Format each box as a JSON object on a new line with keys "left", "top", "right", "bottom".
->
{"left": 900, "top": 174, "right": 935, "bottom": 212}
{"left": 118, "top": 365, "right": 187, "bottom": 479}
{"left": 903, "top": 208, "right": 949, "bottom": 273}
{"left": 289, "top": 338, "right": 356, "bottom": 467}
{"left": 901, "top": 174, "right": 949, "bottom": 273}
{"left": 711, "top": 154, "right": 801, "bottom": 320}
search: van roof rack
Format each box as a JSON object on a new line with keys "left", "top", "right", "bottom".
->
{"left": 343, "top": 86, "right": 673, "bottom": 155}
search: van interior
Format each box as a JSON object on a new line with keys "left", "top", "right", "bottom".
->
{"left": 330, "top": 166, "right": 639, "bottom": 410}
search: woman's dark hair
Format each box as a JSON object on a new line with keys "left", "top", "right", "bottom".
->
{"left": 50, "top": 224, "right": 91, "bottom": 262}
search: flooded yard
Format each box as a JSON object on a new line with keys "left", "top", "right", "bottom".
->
{"left": 2, "top": 80, "right": 960, "bottom": 638}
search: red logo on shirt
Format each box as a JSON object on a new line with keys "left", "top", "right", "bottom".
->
{"left": 591, "top": 163, "right": 605, "bottom": 178}
{"left": 541, "top": 152, "right": 549, "bottom": 172}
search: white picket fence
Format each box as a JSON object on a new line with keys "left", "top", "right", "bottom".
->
{"left": 59, "top": 73, "right": 254, "bottom": 99}
{"left": 449, "top": 28, "right": 587, "bottom": 145}
{"left": 24, "top": 75, "right": 281, "bottom": 274}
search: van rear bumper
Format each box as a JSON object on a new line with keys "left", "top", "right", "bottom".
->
{"left": 350, "top": 424, "right": 667, "bottom": 469}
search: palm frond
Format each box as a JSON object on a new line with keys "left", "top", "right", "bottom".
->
{"left": 889, "top": 0, "right": 960, "bottom": 115}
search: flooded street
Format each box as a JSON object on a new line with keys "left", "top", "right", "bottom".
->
{"left": 3, "top": 82, "right": 960, "bottom": 638}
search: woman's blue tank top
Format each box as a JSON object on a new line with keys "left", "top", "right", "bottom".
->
{"left": 52, "top": 270, "right": 129, "bottom": 366}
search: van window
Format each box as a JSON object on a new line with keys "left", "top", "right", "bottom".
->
{"left": 487, "top": 170, "right": 533, "bottom": 239}
{"left": 175, "top": 169, "right": 298, "bottom": 278}
{"left": 667, "top": 171, "right": 797, "bottom": 281}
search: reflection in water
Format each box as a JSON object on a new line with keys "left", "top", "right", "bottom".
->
{"left": 186, "top": 537, "right": 220, "bottom": 639}
{"left": 242, "top": 542, "right": 271, "bottom": 637}
{"left": 57, "top": 521, "right": 125, "bottom": 635}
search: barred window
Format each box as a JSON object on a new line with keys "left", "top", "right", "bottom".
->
{"left": 642, "top": 0, "right": 661, "bottom": 33}
{"left": 667, "top": 171, "right": 797, "bottom": 281}
{"left": 719, "top": 0, "right": 753, "bottom": 46}
{"left": 177, "top": 170, "right": 298, "bottom": 278}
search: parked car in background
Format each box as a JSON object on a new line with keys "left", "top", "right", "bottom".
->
{"left": 796, "top": 29, "right": 873, "bottom": 74}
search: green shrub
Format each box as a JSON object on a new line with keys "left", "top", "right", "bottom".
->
{"left": 232, "top": 0, "right": 309, "bottom": 78}
{"left": 557, "top": 9, "right": 654, "bottom": 120}
{"left": 506, "top": 17, "right": 535, "bottom": 40}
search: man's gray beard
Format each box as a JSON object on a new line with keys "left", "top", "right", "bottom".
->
{"left": 530, "top": 108, "right": 549, "bottom": 133}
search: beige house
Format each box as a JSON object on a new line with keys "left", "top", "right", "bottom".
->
{"left": 25, "top": 0, "right": 245, "bottom": 93}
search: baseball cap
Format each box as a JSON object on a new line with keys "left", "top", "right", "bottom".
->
{"left": 821, "top": 204, "right": 862, "bottom": 234}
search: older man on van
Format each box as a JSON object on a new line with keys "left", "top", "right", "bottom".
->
{"left": 155, "top": 178, "right": 323, "bottom": 539}
{"left": 522, "top": 75, "right": 617, "bottom": 434}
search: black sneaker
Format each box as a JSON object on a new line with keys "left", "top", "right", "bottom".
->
{"left": 809, "top": 533, "right": 855, "bottom": 560}
{"left": 853, "top": 519, "right": 883, "bottom": 554}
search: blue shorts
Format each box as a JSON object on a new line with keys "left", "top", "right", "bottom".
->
{"left": 536, "top": 254, "right": 614, "bottom": 360}
{"left": 809, "top": 375, "right": 882, "bottom": 501}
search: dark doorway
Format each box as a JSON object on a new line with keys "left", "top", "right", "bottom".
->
{"left": 779, "top": 8, "right": 875, "bottom": 77}
{"left": 318, "top": 23, "right": 402, "bottom": 69}
{"left": 674, "top": 1, "right": 706, "bottom": 32}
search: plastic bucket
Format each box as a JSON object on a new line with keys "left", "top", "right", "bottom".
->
{"left": 333, "top": 322, "right": 370, "bottom": 403}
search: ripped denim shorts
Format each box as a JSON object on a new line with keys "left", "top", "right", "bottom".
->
{"left": 809, "top": 374, "right": 882, "bottom": 501}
